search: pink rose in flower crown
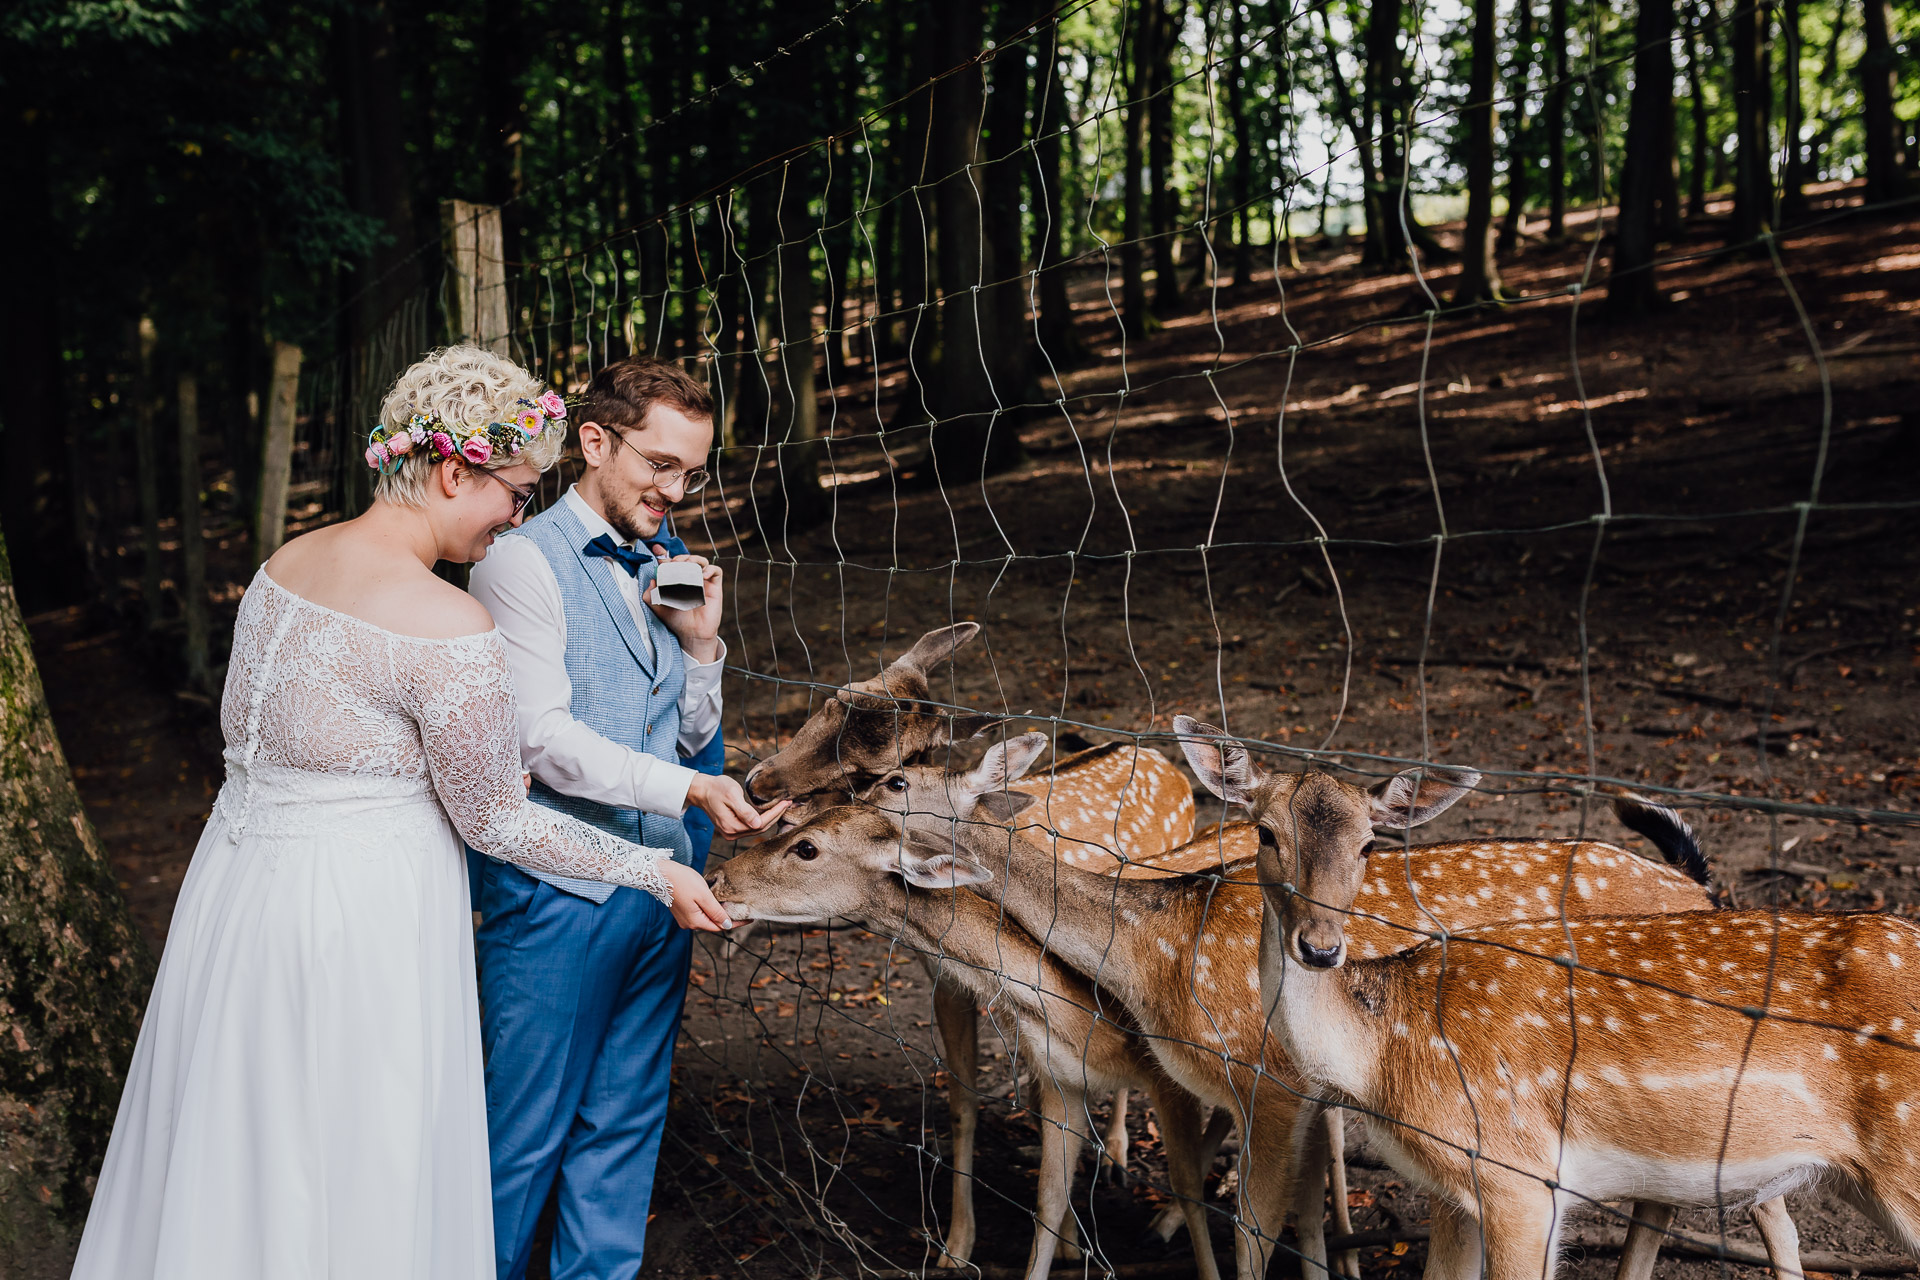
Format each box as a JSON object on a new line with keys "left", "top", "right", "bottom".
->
{"left": 384, "top": 431, "right": 412, "bottom": 455}
{"left": 536, "top": 391, "right": 566, "bottom": 420}
{"left": 431, "top": 431, "right": 456, "bottom": 458}
{"left": 460, "top": 436, "right": 494, "bottom": 465}
{"left": 365, "top": 444, "right": 385, "bottom": 469}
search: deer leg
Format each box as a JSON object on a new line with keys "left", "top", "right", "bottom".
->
{"left": 1233, "top": 1095, "right": 1308, "bottom": 1280}
{"left": 1147, "top": 1107, "right": 1234, "bottom": 1243}
{"left": 1149, "top": 1083, "right": 1224, "bottom": 1280}
{"left": 1477, "top": 1179, "right": 1567, "bottom": 1280}
{"left": 1613, "top": 1202, "right": 1675, "bottom": 1280}
{"left": 1286, "top": 1102, "right": 1336, "bottom": 1280}
{"left": 1749, "top": 1197, "right": 1803, "bottom": 1280}
{"left": 1322, "top": 1107, "right": 1360, "bottom": 1280}
{"left": 931, "top": 974, "right": 979, "bottom": 1268}
{"left": 1095, "top": 1087, "right": 1131, "bottom": 1183}
{"left": 1024, "top": 1078, "right": 1094, "bottom": 1280}
{"left": 1425, "top": 1198, "right": 1486, "bottom": 1280}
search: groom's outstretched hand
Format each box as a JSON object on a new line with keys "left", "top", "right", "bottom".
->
{"left": 660, "top": 861, "right": 735, "bottom": 932}
{"left": 689, "top": 773, "right": 790, "bottom": 838}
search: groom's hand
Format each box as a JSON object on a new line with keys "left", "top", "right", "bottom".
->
{"left": 647, "top": 546, "right": 722, "bottom": 665}
{"left": 689, "top": 773, "right": 790, "bottom": 838}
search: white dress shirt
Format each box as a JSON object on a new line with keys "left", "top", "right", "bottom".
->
{"left": 469, "top": 486, "right": 725, "bottom": 818}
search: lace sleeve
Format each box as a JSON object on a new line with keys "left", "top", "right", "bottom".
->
{"left": 400, "top": 632, "right": 676, "bottom": 907}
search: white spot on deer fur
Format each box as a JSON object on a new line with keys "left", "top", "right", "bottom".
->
{"left": 1823, "top": 1044, "right": 1839, "bottom": 1060}
{"left": 1891, "top": 953, "right": 1904, "bottom": 968}
{"left": 1155, "top": 937, "right": 1177, "bottom": 959}
{"left": 1899, "top": 1102, "right": 1913, "bottom": 1123}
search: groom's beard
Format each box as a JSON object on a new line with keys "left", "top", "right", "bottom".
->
{"left": 606, "top": 483, "right": 669, "bottom": 543}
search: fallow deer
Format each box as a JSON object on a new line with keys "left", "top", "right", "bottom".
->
{"left": 736, "top": 623, "right": 1197, "bottom": 1234}
{"left": 1175, "top": 719, "right": 1831, "bottom": 1280}
{"left": 707, "top": 806, "right": 1225, "bottom": 1280}
{"left": 866, "top": 732, "right": 1742, "bottom": 1280}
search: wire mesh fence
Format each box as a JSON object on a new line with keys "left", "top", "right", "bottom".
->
{"left": 273, "top": 3, "right": 1920, "bottom": 1277}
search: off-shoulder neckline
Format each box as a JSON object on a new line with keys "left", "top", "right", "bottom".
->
{"left": 255, "top": 566, "right": 501, "bottom": 645}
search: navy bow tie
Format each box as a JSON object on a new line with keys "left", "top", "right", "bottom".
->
{"left": 583, "top": 534, "right": 655, "bottom": 579}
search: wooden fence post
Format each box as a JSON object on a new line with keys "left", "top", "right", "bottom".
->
{"left": 441, "top": 199, "right": 509, "bottom": 354}
{"left": 177, "top": 373, "right": 211, "bottom": 693}
{"left": 132, "top": 316, "right": 164, "bottom": 631}
{"left": 254, "top": 341, "right": 302, "bottom": 564}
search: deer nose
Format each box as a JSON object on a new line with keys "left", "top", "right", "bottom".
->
{"left": 743, "top": 764, "right": 771, "bottom": 804}
{"left": 1297, "top": 937, "right": 1343, "bottom": 969}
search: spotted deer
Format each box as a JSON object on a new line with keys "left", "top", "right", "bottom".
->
{"left": 1175, "top": 719, "right": 1828, "bottom": 1280}
{"left": 706, "top": 806, "right": 1226, "bottom": 1280}
{"left": 736, "top": 623, "right": 1197, "bottom": 1225}
{"left": 868, "top": 732, "right": 1747, "bottom": 1280}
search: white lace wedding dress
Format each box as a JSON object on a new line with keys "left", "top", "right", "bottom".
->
{"left": 70, "top": 568, "right": 675, "bottom": 1280}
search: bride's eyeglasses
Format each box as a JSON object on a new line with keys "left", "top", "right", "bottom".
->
{"left": 473, "top": 468, "right": 540, "bottom": 520}
{"left": 607, "top": 427, "right": 711, "bottom": 494}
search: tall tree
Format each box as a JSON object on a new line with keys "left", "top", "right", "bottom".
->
{"left": 1544, "top": 0, "right": 1571, "bottom": 237}
{"left": 981, "top": 11, "right": 1037, "bottom": 407}
{"left": 1148, "top": 0, "right": 1184, "bottom": 311}
{"left": 1033, "top": 20, "right": 1086, "bottom": 363}
{"left": 1364, "top": 0, "right": 1413, "bottom": 262}
{"left": 0, "top": 529, "right": 154, "bottom": 1251}
{"left": 333, "top": 0, "right": 420, "bottom": 337}
{"left": 1498, "top": 0, "right": 1538, "bottom": 255}
{"left": 1728, "top": 0, "right": 1772, "bottom": 241}
{"left": 1682, "top": 0, "right": 1714, "bottom": 216}
{"left": 1223, "top": 0, "right": 1257, "bottom": 286}
{"left": 1607, "top": 0, "right": 1677, "bottom": 315}
{"left": 1779, "top": 0, "right": 1810, "bottom": 218}
{"left": 1121, "top": 0, "right": 1151, "bottom": 333}
{"left": 1454, "top": 0, "right": 1505, "bottom": 302}
{"left": 1861, "top": 0, "right": 1906, "bottom": 202}
{"left": 1319, "top": 9, "right": 1390, "bottom": 261}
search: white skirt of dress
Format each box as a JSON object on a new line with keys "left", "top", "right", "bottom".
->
{"left": 70, "top": 763, "right": 492, "bottom": 1280}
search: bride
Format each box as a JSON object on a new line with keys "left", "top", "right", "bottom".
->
{"left": 70, "top": 347, "right": 735, "bottom": 1278}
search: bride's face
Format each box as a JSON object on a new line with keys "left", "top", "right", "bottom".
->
{"left": 442, "top": 459, "right": 540, "bottom": 564}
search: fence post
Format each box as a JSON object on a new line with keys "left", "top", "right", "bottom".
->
{"left": 254, "top": 341, "right": 302, "bottom": 565}
{"left": 441, "top": 199, "right": 509, "bottom": 354}
{"left": 177, "top": 372, "right": 211, "bottom": 693}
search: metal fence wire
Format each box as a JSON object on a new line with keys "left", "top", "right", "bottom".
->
{"left": 286, "top": 4, "right": 1920, "bottom": 1278}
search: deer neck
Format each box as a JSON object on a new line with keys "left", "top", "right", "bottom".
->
{"left": 947, "top": 818, "right": 1163, "bottom": 1012}
{"left": 867, "top": 877, "right": 1070, "bottom": 1019}
{"left": 1259, "top": 871, "right": 1390, "bottom": 1102}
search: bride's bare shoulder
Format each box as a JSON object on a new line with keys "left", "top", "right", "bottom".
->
{"left": 266, "top": 526, "right": 495, "bottom": 641}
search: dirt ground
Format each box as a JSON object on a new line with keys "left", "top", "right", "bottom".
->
{"left": 26, "top": 181, "right": 1920, "bottom": 1279}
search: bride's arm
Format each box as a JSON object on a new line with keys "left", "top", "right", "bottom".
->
{"left": 404, "top": 633, "right": 685, "bottom": 908}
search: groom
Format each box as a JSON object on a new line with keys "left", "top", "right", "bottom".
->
{"left": 468, "top": 356, "right": 780, "bottom": 1280}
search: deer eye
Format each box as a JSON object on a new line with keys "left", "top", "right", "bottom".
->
{"left": 885, "top": 775, "right": 908, "bottom": 793}
{"left": 793, "top": 840, "right": 819, "bottom": 862}
{"left": 1256, "top": 826, "right": 1277, "bottom": 848}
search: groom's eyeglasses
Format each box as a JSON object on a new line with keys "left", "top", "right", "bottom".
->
{"left": 473, "top": 468, "right": 540, "bottom": 520}
{"left": 606, "top": 427, "right": 711, "bottom": 495}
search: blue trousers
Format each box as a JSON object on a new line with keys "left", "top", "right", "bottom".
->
{"left": 474, "top": 856, "right": 697, "bottom": 1280}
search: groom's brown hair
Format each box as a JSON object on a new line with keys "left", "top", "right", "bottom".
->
{"left": 579, "top": 357, "right": 713, "bottom": 436}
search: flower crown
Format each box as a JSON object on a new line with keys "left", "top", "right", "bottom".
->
{"left": 365, "top": 390, "right": 568, "bottom": 474}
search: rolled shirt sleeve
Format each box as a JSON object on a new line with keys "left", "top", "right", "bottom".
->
{"left": 468, "top": 536, "right": 698, "bottom": 818}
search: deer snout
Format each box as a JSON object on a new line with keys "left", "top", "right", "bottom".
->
{"left": 1293, "top": 918, "right": 1347, "bottom": 969}
{"left": 743, "top": 762, "right": 778, "bottom": 803}
{"left": 704, "top": 866, "right": 753, "bottom": 922}
{"left": 1296, "top": 936, "right": 1344, "bottom": 968}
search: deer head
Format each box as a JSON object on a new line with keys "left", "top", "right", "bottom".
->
{"left": 1173, "top": 716, "right": 1476, "bottom": 969}
{"left": 741, "top": 624, "right": 999, "bottom": 802}
{"left": 707, "top": 805, "right": 992, "bottom": 925}
{"left": 857, "top": 731, "right": 1049, "bottom": 829}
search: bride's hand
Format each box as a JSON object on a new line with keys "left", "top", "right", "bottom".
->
{"left": 660, "top": 860, "right": 735, "bottom": 932}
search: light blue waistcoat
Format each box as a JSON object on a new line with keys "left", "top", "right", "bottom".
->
{"left": 501, "top": 500, "right": 694, "bottom": 903}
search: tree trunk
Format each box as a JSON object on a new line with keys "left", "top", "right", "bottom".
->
{"left": 895, "top": 4, "right": 940, "bottom": 425}
{"left": 1498, "top": 0, "right": 1537, "bottom": 256}
{"left": 1122, "top": 0, "right": 1151, "bottom": 334}
{"left": 1148, "top": 0, "right": 1183, "bottom": 312}
{"left": 131, "top": 318, "right": 164, "bottom": 633}
{"left": 772, "top": 166, "right": 830, "bottom": 533}
{"left": 177, "top": 374, "right": 211, "bottom": 694}
{"left": 1364, "top": 0, "right": 1412, "bottom": 262}
{"left": 1034, "top": 20, "right": 1086, "bottom": 363}
{"left": 1683, "top": 0, "right": 1713, "bottom": 216}
{"left": 1454, "top": 0, "right": 1504, "bottom": 302}
{"left": 929, "top": 0, "right": 1022, "bottom": 480}
{"left": 982, "top": 10, "right": 1036, "bottom": 406}
{"left": 1545, "top": 0, "right": 1570, "bottom": 236}
{"left": 1729, "top": 0, "right": 1771, "bottom": 241}
{"left": 333, "top": 0, "right": 421, "bottom": 338}
{"left": 0, "top": 528, "right": 155, "bottom": 1249}
{"left": 0, "top": 62, "right": 78, "bottom": 611}
{"left": 1606, "top": 0, "right": 1676, "bottom": 316}
{"left": 1779, "top": 0, "right": 1809, "bottom": 218}
{"left": 1225, "top": 0, "right": 1256, "bottom": 285}
{"left": 1861, "top": 0, "right": 1903, "bottom": 203}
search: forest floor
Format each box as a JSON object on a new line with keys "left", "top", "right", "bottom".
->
{"left": 25, "top": 181, "right": 1920, "bottom": 1279}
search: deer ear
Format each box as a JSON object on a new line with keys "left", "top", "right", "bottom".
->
{"left": 898, "top": 834, "right": 994, "bottom": 889}
{"left": 1174, "top": 716, "right": 1261, "bottom": 806}
{"left": 896, "top": 623, "right": 982, "bottom": 675}
{"left": 975, "top": 790, "right": 1038, "bottom": 822}
{"left": 1369, "top": 767, "right": 1479, "bottom": 830}
{"left": 971, "top": 732, "right": 1049, "bottom": 792}
{"left": 947, "top": 713, "right": 1005, "bottom": 742}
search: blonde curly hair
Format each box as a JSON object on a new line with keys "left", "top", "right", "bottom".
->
{"left": 373, "top": 346, "right": 567, "bottom": 507}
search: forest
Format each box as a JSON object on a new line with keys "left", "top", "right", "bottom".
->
{"left": 3, "top": 0, "right": 1920, "bottom": 1275}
